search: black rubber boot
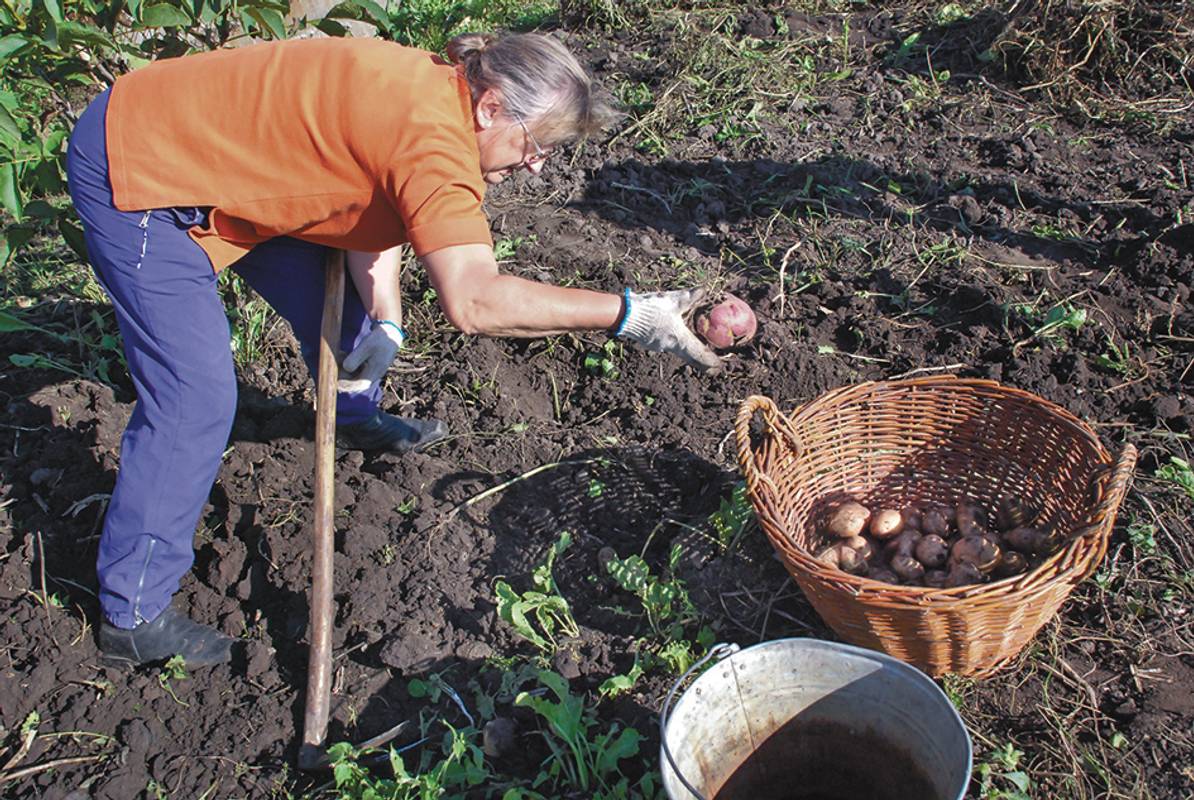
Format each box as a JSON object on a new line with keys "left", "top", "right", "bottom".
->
{"left": 336, "top": 411, "right": 447, "bottom": 453}
{"left": 99, "top": 607, "right": 234, "bottom": 668}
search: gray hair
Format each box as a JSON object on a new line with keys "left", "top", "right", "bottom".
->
{"left": 446, "top": 32, "right": 618, "bottom": 145}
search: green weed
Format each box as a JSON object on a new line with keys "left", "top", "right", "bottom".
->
{"left": 1126, "top": 519, "right": 1157, "bottom": 556}
{"left": 1010, "top": 302, "right": 1087, "bottom": 351}
{"left": 493, "top": 235, "right": 531, "bottom": 261}
{"left": 2, "top": 303, "right": 128, "bottom": 384}
{"left": 327, "top": 725, "right": 488, "bottom": 799}
{"left": 514, "top": 669, "right": 651, "bottom": 798}
{"left": 606, "top": 544, "right": 697, "bottom": 639}
{"left": 584, "top": 339, "right": 621, "bottom": 379}
{"left": 976, "top": 742, "right": 1033, "bottom": 800}
{"left": 597, "top": 654, "right": 645, "bottom": 699}
{"left": 219, "top": 271, "right": 276, "bottom": 368}
{"left": 617, "top": 81, "right": 655, "bottom": 115}
{"left": 934, "top": 3, "right": 971, "bottom": 26}
{"left": 1092, "top": 333, "right": 1132, "bottom": 374}
{"left": 339, "top": 0, "right": 556, "bottom": 52}
{"left": 494, "top": 531, "right": 580, "bottom": 656}
{"left": 1155, "top": 457, "right": 1194, "bottom": 500}
{"left": 916, "top": 237, "right": 968, "bottom": 268}
{"left": 612, "top": 8, "right": 832, "bottom": 156}
{"left": 157, "top": 655, "right": 190, "bottom": 708}
{"left": 708, "top": 482, "right": 754, "bottom": 551}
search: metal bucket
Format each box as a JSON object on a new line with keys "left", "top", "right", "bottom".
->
{"left": 660, "top": 640, "right": 972, "bottom": 800}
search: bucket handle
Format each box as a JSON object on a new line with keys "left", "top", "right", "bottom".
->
{"left": 659, "top": 642, "right": 741, "bottom": 800}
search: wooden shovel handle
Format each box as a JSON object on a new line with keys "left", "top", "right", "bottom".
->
{"left": 299, "top": 249, "right": 344, "bottom": 770}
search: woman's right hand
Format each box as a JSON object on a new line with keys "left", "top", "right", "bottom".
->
{"left": 420, "top": 244, "right": 720, "bottom": 371}
{"left": 613, "top": 288, "right": 723, "bottom": 372}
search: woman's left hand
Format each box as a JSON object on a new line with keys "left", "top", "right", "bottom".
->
{"left": 338, "top": 321, "right": 405, "bottom": 393}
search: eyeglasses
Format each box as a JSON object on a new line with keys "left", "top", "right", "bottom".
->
{"left": 512, "top": 113, "right": 548, "bottom": 166}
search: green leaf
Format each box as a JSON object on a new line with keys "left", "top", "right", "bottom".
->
{"left": 314, "top": 17, "right": 348, "bottom": 36}
{"left": 0, "top": 163, "right": 24, "bottom": 220}
{"left": 41, "top": 15, "right": 60, "bottom": 50}
{"left": 332, "top": 761, "right": 354, "bottom": 787}
{"left": 245, "top": 6, "right": 287, "bottom": 39}
{"left": 41, "top": 0, "right": 64, "bottom": 23}
{"left": 127, "top": 0, "right": 144, "bottom": 19}
{"left": 59, "top": 218, "right": 88, "bottom": 260}
{"left": 406, "top": 678, "right": 428, "bottom": 698}
{"left": 0, "top": 35, "right": 29, "bottom": 61}
{"left": 2, "top": 225, "right": 34, "bottom": 265}
{"left": 23, "top": 199, "right": 57, "bottom": 219}
{"left": 336, "top": 0, "right": 390, "bottom": 29}
{"left": 32, "top": 160, "right": 63, "bottom": 194}
{"left": 58, "top": 19, "right": 119, "bottom": 51}
{"left": 42, "top": 127, "right": 68, "bottom": 158}
{"left": 594, "top": 726, "right": 641, "bottom": 775}
{"left": 1005, "top": 770, "right": 1031, "bottom": 792}
{"left": 0, "top": 309, "right": 36, "bottom": 332}
{"left": 1156, "top": 457, "right": 1194, "bottom": 500}
{"left": 0, "top": 103, "right": 22, "bottom": 148}
{"left": 139, "top": 4, "right": 192, "bottom": 27}
{"left": 606, "top": 555, "right": 649, "bottom": 592}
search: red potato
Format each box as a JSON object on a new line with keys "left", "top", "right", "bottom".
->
{"left": 950, "top": 535, "right": 1002, "bottom": 573}
{"left": 869, "top": 567, "right": 899, "bottom": 584}
{"left": 955, "top": 500, "right": 988, "bottom": 538}
{"left": 1004, "top": 526, "right": 1057, "bottom": 555}
{"left": 695, "top": 293, "right": 758, "bottom": 349}
{"left": 890, "top": 554, "right": 926, "bottom": 582}
{"left": 901, "top": 506, "right": 923, "bottom": 530}
{"left": 993, "top": 551, "right": 1029, "bottom": 579}
{"left": 915, "top": 534, "right": 949, "bottom": 569}
{"left": 945, "top": 562, "right": 984, "bottom": 588}
{"left": 825, "top": 502, "right": 871, "bottom": 539}
{"left": 924, "top": 569, "right": 949, "bottom": 588}
{"left": 869, "top": 509, "right": 904, "bottom": 540}
{"left": 816, "top": 542, "right": 868, "bottom": 575}
{"left": 842, "top": 535, "right": 876, "bottom": 561}
{"left": 921, "top": 507, "right": 951, "bottom": 538}
{"left": 996, "top": 495, "right": 1040, "bottom": 531}
{"left": 884, "top": 529, "right": 923, "bottom": 559}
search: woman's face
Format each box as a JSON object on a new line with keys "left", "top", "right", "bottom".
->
{"left": 474, "top": 90, "right": 551, "bottom": 184}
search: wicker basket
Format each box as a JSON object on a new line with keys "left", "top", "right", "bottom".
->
{"left": 735, "top": 376, "right": 1136, "bottom": 678}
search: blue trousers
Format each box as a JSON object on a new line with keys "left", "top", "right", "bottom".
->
{"left": 66, "top": 89, "right": 380, "bottom": 628}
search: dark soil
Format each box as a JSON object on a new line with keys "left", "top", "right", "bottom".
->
{"left": 2, "top": 6, "right": 1192, "bottom": 799}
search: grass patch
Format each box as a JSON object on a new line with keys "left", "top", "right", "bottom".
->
{"left": 610, "top": 4, "right": 853, "bottom": 157}
{"left": 991, "top": 0, "right": 1193, "bottom": 122}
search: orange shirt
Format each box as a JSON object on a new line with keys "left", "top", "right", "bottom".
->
{"left": 105, "top": 38, "right": 492, "bottom": 272}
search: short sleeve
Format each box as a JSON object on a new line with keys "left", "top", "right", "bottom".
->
{"left": 384, "top": 133, "right": 493, "bottom": 257}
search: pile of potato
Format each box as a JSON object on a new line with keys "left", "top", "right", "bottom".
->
{"left": 813, "top": 496, "right": 1056, "bottom": 588}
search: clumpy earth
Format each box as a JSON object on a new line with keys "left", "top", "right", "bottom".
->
{"left": 2, "top": 5, "right": 1192, "bottom": 799}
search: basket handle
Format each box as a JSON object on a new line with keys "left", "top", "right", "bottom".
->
{"left": 1073, "top": 443, "right": 1138, "bottom": 580}
{"left": 735, "top": 395, "right": 803, "bottom": 495}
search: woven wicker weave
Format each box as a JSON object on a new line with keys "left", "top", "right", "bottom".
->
{"left": 735, "top": 376, "right": 1137, "bottom": 678}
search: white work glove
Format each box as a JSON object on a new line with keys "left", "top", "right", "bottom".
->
{"left": 338, "top": 320, "right": 405, "bottom": 393}
{"left": 613, "top": 288, "right": 722, "bottom": 372}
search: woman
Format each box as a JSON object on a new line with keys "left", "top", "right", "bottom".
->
{"left": 65, "top": 31, "right": 720, "bottom": 668}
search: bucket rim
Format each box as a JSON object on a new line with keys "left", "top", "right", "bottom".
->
{"left": 659, "top": 637, "right": 974, "bottom": 800}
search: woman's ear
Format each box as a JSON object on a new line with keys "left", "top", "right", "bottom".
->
{"left": 475, "top": 88, "right": 503, "bottom": 130}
